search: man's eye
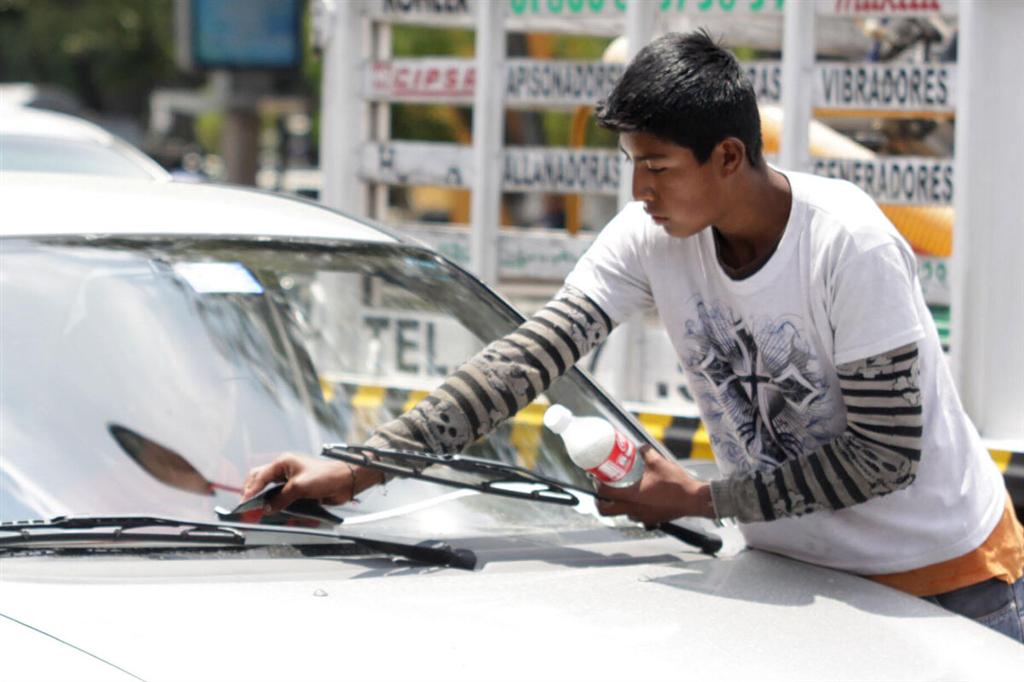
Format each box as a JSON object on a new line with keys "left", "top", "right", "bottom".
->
{"left": 647, "top": 167, "right": 666, "bottom": 174}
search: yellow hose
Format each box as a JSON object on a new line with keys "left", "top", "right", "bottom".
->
{"left": 760, "top": 105, "right": 952, "bottom": 256}
{"left": 565, "top": 106, "right": 593, "bottom": 235}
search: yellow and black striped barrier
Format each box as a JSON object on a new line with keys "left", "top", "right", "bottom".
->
{"left": 633, "top": 409, "right": 1024, "bottom": 505}
{"left": 327, "top": 381, "right": 1024, "bottom": 507}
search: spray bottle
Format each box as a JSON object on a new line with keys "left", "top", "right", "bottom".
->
{"left": 543, "top": 403, "right": 723, "bottom": 555}
{"left": 543, "top": 404, "right": 643, "bottom": 487}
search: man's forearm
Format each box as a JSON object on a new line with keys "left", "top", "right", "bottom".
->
{"left": 711, "top": 343, "right": 923, "bottom": 523}
{"left": 368, "top": 285, "right": 613, "bottom": 454}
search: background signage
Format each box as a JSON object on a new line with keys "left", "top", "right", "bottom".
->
{"left": 190, "top": 0, "right": 302, "bottom": 70}
{"left": 366, "top": 59, "right": 956, "bottom": 112}
{"left": 362, "top": 141, "right": 471, "bottom": 187}
{"left": 503, "top": 147, "right": 621, "bottom": 194}
{"left": 917, "top": 256, "right": 950, "bottom": 307}
{"left": 362, "top": 142, "right": 621, "bottom": 195}
{"left": 820, "top": 0, "right": 957, "bottom": 17}
{"left": 504, "top": 59, "right": 624, "bottom": 108}
{"left": 815, "top": 63, "right": 955, "bottom": 111}
{"left": 364, "top": 141, "right": 952, "bottom": 205}
{"left": 507, "top": 0, "right": 785, "bottom": 17}
{"left": 410, "top": 225, "right": 595, "bottom": 281}
{"left": 366, "top": 60, "right": 475, "bottom": 103}
{"left": 365, "top": 59, "right": 623, "bottom": 107}
{"left": 367, "top": 0, "right": 955, "bottom": 28}
{"left": 812, "top": 157, "right": 954, "bottom": 205}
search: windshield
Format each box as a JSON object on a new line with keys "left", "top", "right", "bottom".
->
{"left": 0, "top": 135, "right": 163, "bottom": 180}
{"left": 1, "top": 236, "right": 652, "bottom": 539}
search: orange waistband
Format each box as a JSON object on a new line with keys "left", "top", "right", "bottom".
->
{"left": 868, "top": 495, "right": 1024, "bottom": 597}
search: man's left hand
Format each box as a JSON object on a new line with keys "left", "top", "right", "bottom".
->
{"left": 595, "top": 446, "right": 715, "bottom": 524}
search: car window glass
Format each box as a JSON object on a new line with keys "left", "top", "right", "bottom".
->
{"left": 1, "top": 237, "right": 645, "bottom": 536}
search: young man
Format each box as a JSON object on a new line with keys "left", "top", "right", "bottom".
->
{"left": 243, "top": 31, "right": 1023, "bottom": 639}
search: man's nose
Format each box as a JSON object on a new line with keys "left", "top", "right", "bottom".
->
{"left": 632, "top": 168, "right": 654, "bottom": 202}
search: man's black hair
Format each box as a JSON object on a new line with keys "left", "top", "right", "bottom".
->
{"left": 597, "top": 30, "right": 763, "bottom": 167}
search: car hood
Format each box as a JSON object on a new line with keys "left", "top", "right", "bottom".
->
{"left": 2, "top": 532, "right": 1022, "bottom": 681}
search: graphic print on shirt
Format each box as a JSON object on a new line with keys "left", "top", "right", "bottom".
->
{"left": 683, "top": 301, "right": 834, "bottom": 475}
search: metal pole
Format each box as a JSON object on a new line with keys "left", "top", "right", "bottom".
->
{"left": 469, "top": 0, "right": 505, "bottom": 286}
{"left": 779, "top": 0, "right": 816, "bottom": 172}
{"left": 950, "top": 0, "right": 1024, "bottom": 442}
{"left": 319, "top": 0, "right": 364, "bottom": 214}
{"left": 221, "top": 71, "right": 268, "bottom": 186}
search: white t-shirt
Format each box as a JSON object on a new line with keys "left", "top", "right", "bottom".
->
{"left": 565, "top": 170, "right": 1005, "bottom": 574}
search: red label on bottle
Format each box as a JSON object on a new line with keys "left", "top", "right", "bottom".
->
{"left": 588, "top": 433, "right": 637, "bottom": 483}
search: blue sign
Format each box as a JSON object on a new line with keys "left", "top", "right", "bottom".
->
{"left": 192, "top": 0, "right": 302, "bottom": 70}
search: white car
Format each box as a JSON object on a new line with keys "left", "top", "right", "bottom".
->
{"left": 0, "top": 107, "right": 169, "bottom": 180}
{"left": 1, "top": 174, "right": 1021, "bottom": 681}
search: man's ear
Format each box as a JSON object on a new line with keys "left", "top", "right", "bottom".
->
{"left": 717, "top": 137, "right": 747, "bottom": 178}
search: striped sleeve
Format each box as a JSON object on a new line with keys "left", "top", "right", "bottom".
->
{"left": 365, "top": 285, "right": 614, "bottom": 454}
{"left": 711, "top": 342, "right": 923, "bottom": 523}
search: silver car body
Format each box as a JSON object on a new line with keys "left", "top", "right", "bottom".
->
{"left": 1, "top": 175, "right": 1022, "bottom": 681}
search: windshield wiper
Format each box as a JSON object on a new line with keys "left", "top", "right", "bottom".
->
{"left": 0, "top": 515, "right": 246, "bottom": 547}
{"left": 323, "top": 443, "right": 590, "bottom": 506}
{"left": 322, "top": 443, "right": 723, "bottom": 556}
{"left": 0, "top": 515, "right": 476, "bottom": 569}
{"left": 97, "top": 425, "right": 475, "bottom": 568}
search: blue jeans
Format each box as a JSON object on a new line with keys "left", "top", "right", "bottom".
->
{"left": 922, "top": 574, "right": 1024, "bottom": 643}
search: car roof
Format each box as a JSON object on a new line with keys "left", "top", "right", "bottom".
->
{"left": 0, "top": 173, "right": 398, "bottom": 244}
{"left": 0, "top": 106, "right": 115, "bottom": 143}
{"left": 1, "top": 107, "right": 172, "bottom": 181}
{"left": 0, "top": 82, "right": 83, "bottom": 115}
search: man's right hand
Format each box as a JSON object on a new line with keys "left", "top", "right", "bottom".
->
{"left": 240, "top": 452, "right": 383, "bottom": 514}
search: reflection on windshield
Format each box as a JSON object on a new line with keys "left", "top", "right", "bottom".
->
{"left": 0, "top": 237, "right": 644, "bottom": 537}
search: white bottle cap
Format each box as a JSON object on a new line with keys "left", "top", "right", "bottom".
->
{"left": 543, "top": 404, "right": 574, "bottom": 434}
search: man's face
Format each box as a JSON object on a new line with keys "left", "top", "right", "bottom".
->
{"left": 619, "top": 131, "right": 725, "bottom": 238}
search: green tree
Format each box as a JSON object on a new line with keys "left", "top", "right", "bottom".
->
{"left": 0, "top": 0, "right": 179, "bottom": 116}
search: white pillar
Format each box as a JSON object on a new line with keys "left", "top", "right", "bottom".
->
{"left": 779, "top": 0, "right": 816, "bottom": 173}
{"left": 469, "top": 0, "right": 505, "bottom": 286}
{"left": 616, "top": 1, "right": 658, "bottom": 210}
{"left": 612, "top": 0, "right": 659, "bottom": 403}
{"left": 370, "top": 22, "right": 393, "bottom": 221}
{"left": 319, "top": 0, "right": 364, "bottom": 214}
{"left": 950, "top": 0, "right": 1024, "bottom": 441}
